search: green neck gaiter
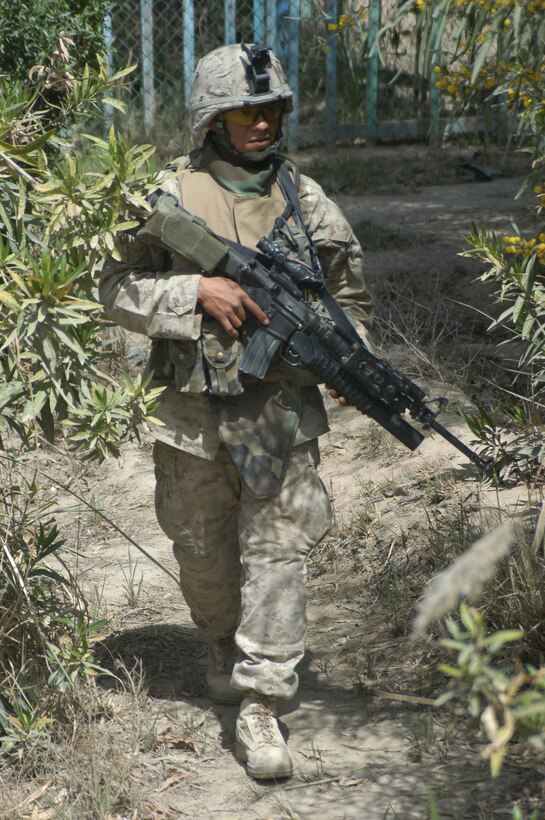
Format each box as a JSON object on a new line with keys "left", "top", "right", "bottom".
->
{"left": 201, "top": 134, "right": 276, "bottom": 197}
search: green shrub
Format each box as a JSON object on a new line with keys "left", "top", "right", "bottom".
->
{"left": 0, "top": 0, "right": 109, "bottom": 81}
{"left": 0, "top": 40, "right": 163, "bottom": 762}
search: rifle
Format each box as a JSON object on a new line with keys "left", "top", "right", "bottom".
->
{"left": 138, "top": 192, "right": 488, "bottom": 471}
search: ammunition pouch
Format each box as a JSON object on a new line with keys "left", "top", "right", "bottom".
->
{"left": 148, "top": 324, "right": 245, "bottom": 397}
{"left": 202, "top": 321, "right": 244, "bottom": 396}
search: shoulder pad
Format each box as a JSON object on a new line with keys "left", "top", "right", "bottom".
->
{"left": 166, "top": 147, "right": 203, "bottom": 173}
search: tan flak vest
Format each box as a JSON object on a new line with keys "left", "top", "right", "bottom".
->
{"left": 178, "top": 163, "right": 289, "bottom": 251}
{"left": 147, "top": 154, "right": 329, "bottom": 499}
{"left": 154, "top": 153, "right": 318, "bottom": 398}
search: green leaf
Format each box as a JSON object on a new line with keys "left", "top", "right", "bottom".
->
{"left": 0, "top": 289, "right": 20, "bottom": 310}
{"left": 20, "top": 390, "right": 47, "bottom": 422}
{"left": 434, "top": 690, "right": 456, "bottom": 706}
{"left": 438, "top": 663, "right": 463, "bottom": 679}
{"left": 459, "top": 602, "right": 476, "bottom": 633}
{"left": 0, "top": 130, "right": 56, "bottom": 157}
{"left": 109, "top": 64, "right": 137, "bottom": 81}
{"left": 485, "top": 630, "right": 524, "bottom": 655}
{"left": 40, "top": 334, "right": 58, "bottom": 370}
{"left": 82, "top": 133, "right": 109, "bottom": 149}
{"left": 0, "top": 381, "right": 25, "bottom": 411}
{"left": 50, "top": 324, "right": 86, "bottom": 356}
{"left": 101, "top": 97, "right": 127, "bottom": 113}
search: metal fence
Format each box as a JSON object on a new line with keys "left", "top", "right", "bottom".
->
{"left": 104, "top": 0, "right": 484, "bottom": 149}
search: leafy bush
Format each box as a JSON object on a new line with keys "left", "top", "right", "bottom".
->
{"left": 0, "top": 40, "right": 164, "bottom": 761}
{"left": 378, "top": 2, "right": 545, "bottom": 479}
{"left": 456, "top": 201, "right": 545, "bottom": 479}
{"left": 0, "top": 467, "right": 106, "bottom": 761}
{"left": 0, "top": 43, "right": 163, "bottom": 454}
{"left": 437, "top": 604, "right": 545, "bottom": 778}
{"left": 460, "top": 404, "right": 545, "bottom": 484}
{"left": 0, "top": 0, "right": 109, "bottom": 82}
{"left": 381, "top": 0, "right": 545, "bottom": 145}
{"left": 373, "top": 8, "right": 545, "bottom": 781}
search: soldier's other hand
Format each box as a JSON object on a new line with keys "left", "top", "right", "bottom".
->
{"left": 197, "top": 277, "right": 269, "bottom": 337}
{"left": 326, "top": 386, "right": 349, "bottom": 406}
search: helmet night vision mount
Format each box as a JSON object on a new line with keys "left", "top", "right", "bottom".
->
{"left": 241, "top": 43, "right": 272, "bottom": 96}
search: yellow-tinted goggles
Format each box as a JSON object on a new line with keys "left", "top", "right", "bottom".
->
{"left": 223, "top": 102, "right": 283, "bottom": 126}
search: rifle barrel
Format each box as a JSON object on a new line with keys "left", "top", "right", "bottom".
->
{"left": 429, "top": 418, "right": 488, "bottom": 471}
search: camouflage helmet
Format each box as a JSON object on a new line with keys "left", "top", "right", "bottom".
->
{"left": 189, "top": 43, "right": 294, "bottom": 132}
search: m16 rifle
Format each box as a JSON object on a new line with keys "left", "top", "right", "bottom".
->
{"left": 138, "top": 192, "right": 488, "bottom": 471}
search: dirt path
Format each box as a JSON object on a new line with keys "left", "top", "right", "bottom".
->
{"left": 11, "top": 169, "right": 542, "bottom": 818}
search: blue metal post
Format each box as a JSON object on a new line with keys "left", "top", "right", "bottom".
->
{"left": 276, "top": 0, "right": 290, "bottom": 62}
{"left": 140, "top": 0, "right": 155, "bottom": 133}
{"left": 366, "top": 0, "right": 380, "bottom": 144}
{"left": 183, "top": 0, "right": 195, "bottom": 108}
{"left": 254, "top": 0, "right": 265, "bottom": 43}
{"left": 225, "top": 0, "right": 236, "bottom": 44}
{"left": 103, "top": 10, "right": 114, "bottom": 130}
{"left": 495, "top": 33, "right": 508, "bottom": 143}
{"left": 265, "top": 0, "right": 277, "bottom": 50}
{"left": 286, "top": 0, "right": 300, "bottom": 150}
{"left": 325, "top": 0, "right": 337, "bottom": 150}
{"left": 428, "top": 3, "right": 445, "bottom": 145}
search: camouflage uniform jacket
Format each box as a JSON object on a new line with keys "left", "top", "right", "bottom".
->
{"left": 99, "top": 145, "right": 373, "bottom": 496}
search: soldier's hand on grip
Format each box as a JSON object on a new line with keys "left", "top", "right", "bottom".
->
{"left": 197, "top": 276, "right": 270, "bottom": 337}
{"left": 326, "top": 386, "right": 349, "bottom": 407}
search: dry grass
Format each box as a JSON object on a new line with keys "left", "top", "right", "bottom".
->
{"left": 412, "top": 520, "right": 516, "bottom": 637}
{"left": 2, "top": 143, "right": 544, "bottom": 816}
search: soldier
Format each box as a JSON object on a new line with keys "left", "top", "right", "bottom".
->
{"left": 99, "top": 42, "right": 372, "bottom": 781}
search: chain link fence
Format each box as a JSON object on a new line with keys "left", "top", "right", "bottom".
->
{"left": 106, "top": 1, "right": 291, "bottom": 131}
{"left": 105, "top": 1, "right": 488, "bottom": 149}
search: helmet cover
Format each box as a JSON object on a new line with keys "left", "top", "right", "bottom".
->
{"left": 189, "top": 43, "right": 294, "bottom": 132}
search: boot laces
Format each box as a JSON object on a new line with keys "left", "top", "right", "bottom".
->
{"left": 251, "top": 700, "right": 278, "bottom": 743}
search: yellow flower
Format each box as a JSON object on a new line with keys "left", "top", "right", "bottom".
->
{"left": 327, "top": 23, "right": 338, "bottom": 31}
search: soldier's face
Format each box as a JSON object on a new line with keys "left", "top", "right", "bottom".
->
{"left": 212, "top": 104, "right": 281, "bottom": 153}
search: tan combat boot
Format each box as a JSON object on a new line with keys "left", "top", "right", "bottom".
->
{"left": 206, "top": 635, "right": 242, "bottom": 705}
{"left": 235, "top": 693, "right": 293, "bottom": 780}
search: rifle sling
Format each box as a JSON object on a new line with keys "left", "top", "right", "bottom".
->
{"left": 274, "top": 161, "right": 362, "bottom": 348}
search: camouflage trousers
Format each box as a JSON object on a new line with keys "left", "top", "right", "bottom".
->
{"left": 153, "top": 438, "right": 332, "bottom": 699}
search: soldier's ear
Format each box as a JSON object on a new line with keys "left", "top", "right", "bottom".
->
{"left": 208, "top": 117, "right": 218, "bottom": 133}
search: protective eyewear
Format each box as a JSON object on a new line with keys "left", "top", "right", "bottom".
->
{"left": 223, "top": 102, "right": 283, "bottom": 126}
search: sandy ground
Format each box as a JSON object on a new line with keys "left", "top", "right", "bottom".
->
{"left": 6, "top": 154, "right": 544, "bottom": 818}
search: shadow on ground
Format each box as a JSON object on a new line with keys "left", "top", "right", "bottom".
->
{"left": 94, "top": 622, "right": 542, "bottom": 818}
